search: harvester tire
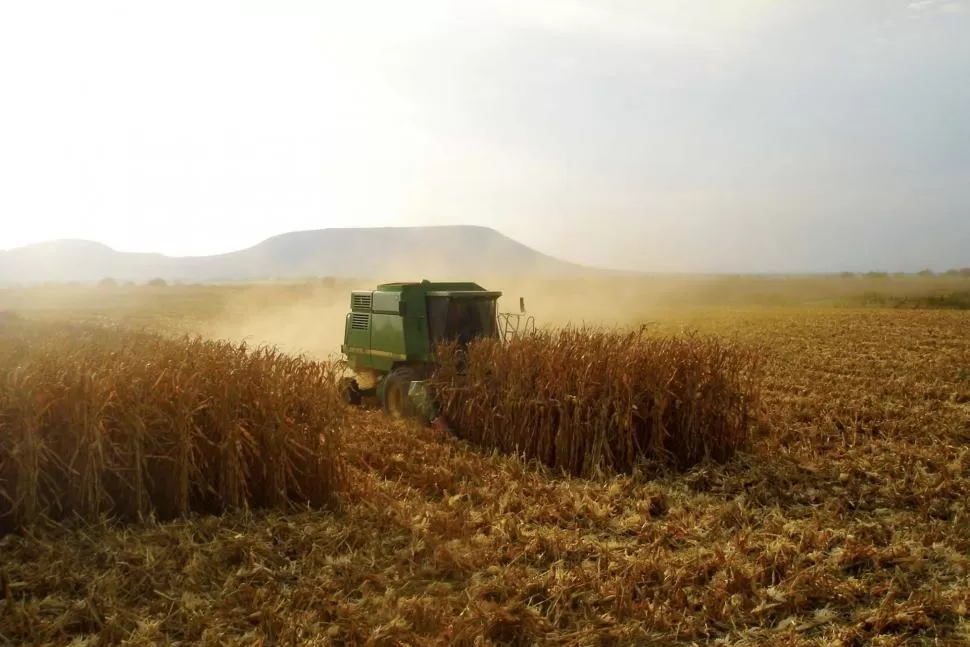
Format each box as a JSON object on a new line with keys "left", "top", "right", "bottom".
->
{"left": 381, "top": 366, "right": 418, "bottom": 420}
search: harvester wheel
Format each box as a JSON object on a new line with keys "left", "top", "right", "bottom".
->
{"left": 339, "top": 377, "right": 362, "bottom": 406}
{"left": 381, "top": 367, "right": 418, "bottom": 419}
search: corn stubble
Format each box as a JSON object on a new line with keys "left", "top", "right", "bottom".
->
{"left": 430, "top": 327, "right": 764, "bottom": 477}
{"left": 0, "top": 319, "right": 345, "bottom": 534}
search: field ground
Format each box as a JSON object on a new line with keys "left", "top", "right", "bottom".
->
{"left": 1, "top": 277, "right": 969, "bottom": 645}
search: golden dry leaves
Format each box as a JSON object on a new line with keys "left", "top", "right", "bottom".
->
{"left": 1, "top": 306, "right": 969, "bottom": 645}
{"left": 0, "top": 319, "right": 346, "bottom": 535}
{"left": 430, "top": 327, "right": 765, "bottom": 476}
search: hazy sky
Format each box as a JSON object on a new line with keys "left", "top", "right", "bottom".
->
{"left": 1, "top": 0, "right": 968, "bottom": 272}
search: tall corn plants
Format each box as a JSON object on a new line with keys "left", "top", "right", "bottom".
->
{"left": 429, "top": 326, "right": 764, "bottom": 477}
{"left": 0, "top": 320, "right": 346, "bottom": 534}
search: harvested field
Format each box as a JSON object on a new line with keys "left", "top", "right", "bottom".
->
{"left": 0, "top": 318, "right": 346, "bottom": 535}
{"left": 1, "top": 283, "right": 970, "bottom": 645}
{"left": 431, "top": 328, "right": 764, "bottom": 476}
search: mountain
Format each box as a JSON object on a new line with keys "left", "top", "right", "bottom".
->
{"left": 0, "top": 226, "right": 592, "bottom": 284}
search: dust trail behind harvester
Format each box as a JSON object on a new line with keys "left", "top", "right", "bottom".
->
{"left": 197, "top": 280, "right": 373, "bottom": 363}
{"left": 195, "top": 272, "right": 688, "bottom": 365}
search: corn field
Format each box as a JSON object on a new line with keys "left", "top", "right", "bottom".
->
{"left": 1, "top": 290, "right": 969, "bottom": 645}
{"left": 429, "top": 326, "right": 764, "bottom": 476}
{"left": 0, "top": 318, "right": 346, "bottom": 535}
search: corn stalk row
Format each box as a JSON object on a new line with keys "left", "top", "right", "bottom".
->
{"left": 430, "top": 327, "right": 765, "bottom": 476}
{"left": 0, "top": 319, "right": 346, "bottom": 535}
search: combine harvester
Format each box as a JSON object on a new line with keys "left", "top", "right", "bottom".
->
{"left": 338, "top": 280, "right": 534, "bottom": 427}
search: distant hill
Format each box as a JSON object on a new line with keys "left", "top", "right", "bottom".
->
{"left": 0, "top": 226, "right": 593, "bottom": 284}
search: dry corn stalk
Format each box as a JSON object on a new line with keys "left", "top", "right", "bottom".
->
{"left": 429, "top": 326, "right": 764, "bottom": 476}
{"left": 0, "top": 319, "right": 347, "bottom": 535}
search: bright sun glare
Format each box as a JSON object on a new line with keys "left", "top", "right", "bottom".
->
{"left": 0, "top": 0, "right": 967, "bottom": 272}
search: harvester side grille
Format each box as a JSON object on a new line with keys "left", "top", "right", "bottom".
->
{"left": 352, "top": 294, "right": 373, "bottom": 310}
{"left": 350, "top": 313, "right": 370, "bottom": 330}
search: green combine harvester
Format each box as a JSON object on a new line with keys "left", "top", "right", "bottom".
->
{"left": 338, "top": 280, "right": 533, "bottom": 427}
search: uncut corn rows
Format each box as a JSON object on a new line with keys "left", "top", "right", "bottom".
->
{"left": 0, "top": 319, "right": 346, "bottom": 534}
{"left": 430, "top": 327, "right": 764, "bottom": 476}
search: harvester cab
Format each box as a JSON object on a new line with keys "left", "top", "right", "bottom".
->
{"left": 338, "top": 279, "right": 532, "bottom": 424}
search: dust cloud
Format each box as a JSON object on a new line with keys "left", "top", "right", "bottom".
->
{"left": 198, "top": 281, "right": 371, "bottom": 362}
{"left": 0, "top": 272, "right": 881, "bottom": 366}
{"left": 488, "top": 275, "right": 674, "bottom": 331}
{"left": 195, "top": 272, "right": 691, "bottom": 364}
